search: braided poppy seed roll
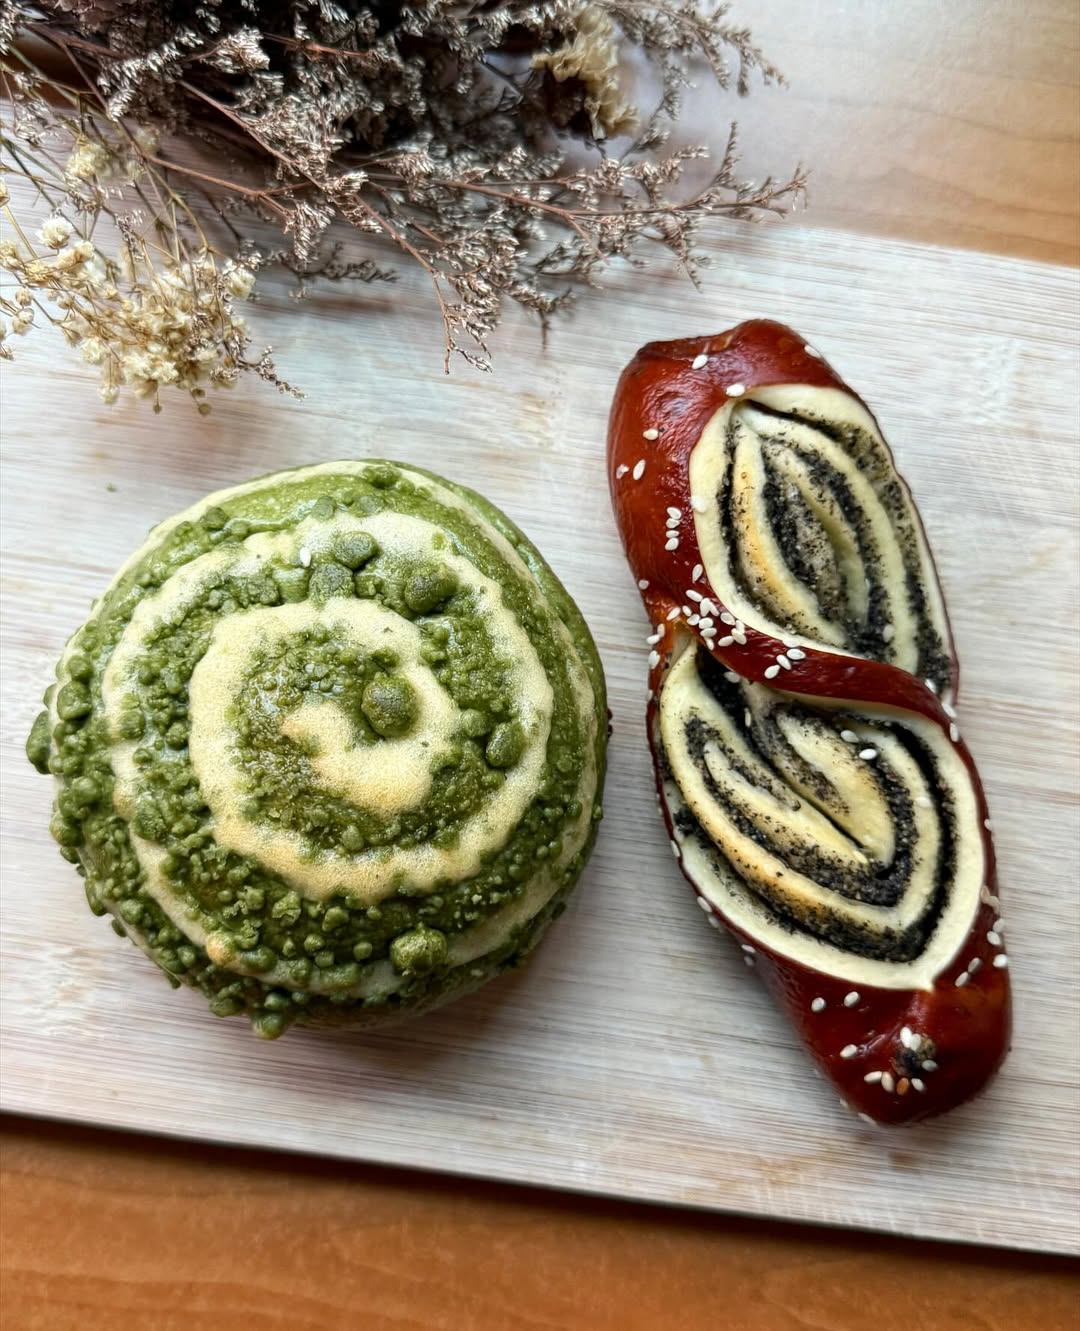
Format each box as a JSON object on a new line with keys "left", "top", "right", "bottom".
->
{"left": 608, "top": 320, "right": 1009, "bottom": 1125}
{"left": 28, "top": 461, "right": 607, "bottom": 1037}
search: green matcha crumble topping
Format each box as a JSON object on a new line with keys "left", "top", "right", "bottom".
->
{"left": 28, "top": 460, "right": 607, "bottom": 1036}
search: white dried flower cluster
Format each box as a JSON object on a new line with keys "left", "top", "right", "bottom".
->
{"left": 0, "top": 219, "right": 265, "bottom": 410}
{"left": 65, "top": 138, "right": 111, "bottom": 183}
{"left": 39, "top": 216, "right": 74, "bottom": 248}
{"left": 0, "top": 89, "right": 298, "bottom": 407}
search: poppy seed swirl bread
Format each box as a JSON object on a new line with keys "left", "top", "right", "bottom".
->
{"left": 608, "top": 320, "right": 1009, "bottom": 1124}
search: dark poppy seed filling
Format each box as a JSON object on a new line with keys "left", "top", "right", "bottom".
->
{"left": 655, "top": 382, "right": 988, "bottom": 991}
{"left": 663, "top": 645, "right": 958, "bottom": 965}
{"left": 695, "top": 394, "right": 955, "bottom": 694}
{"left": 610, "top": 321, "right": 1009, "bottom": 1121}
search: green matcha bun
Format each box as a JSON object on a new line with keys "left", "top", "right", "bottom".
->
{"left": 28, "top": 461, "right": 607, "bottom": 1037}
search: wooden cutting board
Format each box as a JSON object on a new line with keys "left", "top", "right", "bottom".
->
{"left": 2, "top": 218, "right": 1077, "bottom": 1255}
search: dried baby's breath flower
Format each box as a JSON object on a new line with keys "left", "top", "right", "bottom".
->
{"left": 0, "top": 117, "right": 299, "bottom": 410}
{"left": 65, "top": 137, "right": 110, "bottom": 183}
{"left": 2, "top": 0, "right": 805, "bottom": 383}
{"left": 223, "top": 263, "right": 257, "bottom": 300}
{"left": 39, "top": 216, "right": 72, "bottom": 248}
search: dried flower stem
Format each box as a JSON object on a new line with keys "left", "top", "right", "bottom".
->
{"left": 2, "top": 0, "right": 806, "bottom": 389}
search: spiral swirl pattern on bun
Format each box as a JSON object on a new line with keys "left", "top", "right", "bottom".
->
{"left": 29, "top": 461, "right": 606, "bottom": 1037}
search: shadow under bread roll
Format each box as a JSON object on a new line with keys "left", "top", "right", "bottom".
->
{"left": 28, "top": 460, "right": 607, "bottom": 1037}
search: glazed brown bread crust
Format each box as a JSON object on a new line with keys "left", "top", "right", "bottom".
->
{"left": 608, "top": 319, "right": 1009, "bottom": 1125}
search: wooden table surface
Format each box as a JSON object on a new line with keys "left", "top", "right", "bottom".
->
{"left": 2, "top": 2, "right": 1078, "bottom": 1328}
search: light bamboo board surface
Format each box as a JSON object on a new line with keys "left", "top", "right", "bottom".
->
{"left": 1, "top": 219, "right": 1078, "bottom": 1254}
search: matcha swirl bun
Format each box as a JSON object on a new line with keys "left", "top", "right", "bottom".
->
{"left": 28, "top": 461, "right": 606, "bottom": 1037}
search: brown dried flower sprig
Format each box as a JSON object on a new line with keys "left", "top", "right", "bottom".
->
{"left": 2, "top": 1, "right": 805, "bottom": 405}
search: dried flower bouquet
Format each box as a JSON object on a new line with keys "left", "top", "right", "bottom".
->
{"left": 1, "top": 1, "right": 804, "bottom": 408}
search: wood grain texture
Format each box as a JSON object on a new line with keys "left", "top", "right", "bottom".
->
{"left": 4, "top": 3, "right": 1080, "bottom": 1321}
{"left": 3, "top": 1117, "right": 1080, "bottom": 1331}
{"left": 715, "top": 0, "right": 1080, "bottom": 265}
{"left": 3, "top": 208, "right": 1077, "bottom": 1254}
